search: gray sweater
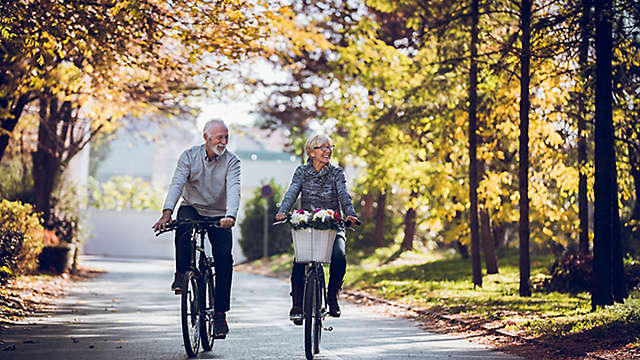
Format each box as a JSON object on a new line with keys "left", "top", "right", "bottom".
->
{"left": 163, "top": 144, "right": 241, "bottom": 219}
{"left": 278, "top": 162, "right": 357, "bottom": 220}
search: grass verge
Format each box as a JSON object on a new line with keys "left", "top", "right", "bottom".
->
{"left": 247, "top": 246, "right": 640, "bottom": 359}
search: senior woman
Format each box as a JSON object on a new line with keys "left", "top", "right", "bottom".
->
{"left": 275, "top": 134, "right": 359, "bottom": 325}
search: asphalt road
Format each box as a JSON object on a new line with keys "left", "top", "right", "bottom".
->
{"left": 0, "top": 256, "right": 521, "bottom": 359}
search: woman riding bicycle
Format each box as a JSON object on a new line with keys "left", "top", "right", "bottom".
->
{"left": 275, "top": 133, "right": 359, "bottom": 325}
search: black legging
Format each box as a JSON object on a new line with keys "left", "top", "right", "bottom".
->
{"left": 290, "top": 234, "right": 346, "bottom": 294}
{"left": 175, "top": 205, "right": 233, "bottom": 312}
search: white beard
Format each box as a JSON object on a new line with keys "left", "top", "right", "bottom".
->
{"left": 213, "top": 145, "right": 226, "bottom": 156}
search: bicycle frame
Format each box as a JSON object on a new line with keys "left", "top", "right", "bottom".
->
{"left": 303, "top": 262, "right": 327, "bottom": 320}
{"left": 188, "top": 224, "right": 216, "bottom": 287}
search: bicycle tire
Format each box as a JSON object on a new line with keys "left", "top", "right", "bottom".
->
{"left": 304, "top": 271, "right": 315, "bottom": 360}
{"left": 313, "top": 267, "right": 324, "bottom": 354}
{"left": 200, "top": 268, "right": 215, "bottom": 351}
{"left": 181, "top": 271, "right": 200, "bottom": 357}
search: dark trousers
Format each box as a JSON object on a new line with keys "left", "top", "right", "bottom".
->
{"left": 175, "top": 205, "right": 233, "bottom": 312}
{"left": 291, "top": 234, "right": 346, "bottom": 295}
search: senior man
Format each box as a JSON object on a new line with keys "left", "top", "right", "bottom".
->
{"left": 153, "top": 118, "right": 240, "bottom": 338}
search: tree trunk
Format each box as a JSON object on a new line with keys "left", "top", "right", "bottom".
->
{"left": 0, "top": 93, "right": 32, "bottom": 162}
{"left": 612, "top": 182, "right": 627, "bottom": 303}
{"left": 373, "top": 192, "right": 387, "bottom": 247}
{"left": 493, "top": 223, "right": 507, "bottom": 249}
{"left": 629, "top": 143, "right": 640, "bottom": 251}
{"left": 33, "top": 92, "right": 64, "bottom": 222}
{"left": 577, "top": 0, "right": 591, "bottom": 255}
{"left": 362, "top": 192, "right": 375, "bottom": 220}
{"left": 592, "top": 0, "right": 627, "bottom": 309}
{"left": 401, "top": 193, "right": 417, "bottom": 251}
{"left": 481, "top": 210, "right": 499, "bottom": 274}
{"left": 469, "top": 0, "right": 483, "bottom": 288}
{"left": 518, "top": 0, "right": 532, "bottom": 297}
{"left": 630, "top": 145, "right": 640, "bottom": 224}
{"left": 456, "top": 241, "right": 469, "bottom": 259}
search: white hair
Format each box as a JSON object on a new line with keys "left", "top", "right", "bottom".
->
{"left": 305, "top": 133, "right": 332, "bottom": 157}
{"left": 203, "top": 119, "right": 228, "bottom": 135}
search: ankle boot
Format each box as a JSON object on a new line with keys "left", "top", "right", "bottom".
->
{"left": 289, "top": 285, "right": 304, "bottom": 325}
{"left": 327, "top": 285, "right": 341, "bottom": 318}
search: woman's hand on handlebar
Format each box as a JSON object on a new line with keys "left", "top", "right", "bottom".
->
{"left": 275, "top": 213, "right": 286, "bottom": 222}
{"left": 345, "top": 215, "right": 359, "bottom": 226}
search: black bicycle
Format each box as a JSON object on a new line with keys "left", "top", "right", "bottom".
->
{"left": 275, "top": 219, "right": 359, "bottom": 360}
{"left": 155, "top": 219, "right": 219, "bottom": 358}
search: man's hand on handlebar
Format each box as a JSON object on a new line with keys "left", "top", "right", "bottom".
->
{"left": 275, "top": 213, "right": 286, "bottom": 222}
{"left": 219, "top": 217, "right": 235, "bottom": 228}
{"left": 153, "top": 210, "right": 173, "bottom": 232}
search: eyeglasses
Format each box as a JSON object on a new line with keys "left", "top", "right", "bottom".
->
{"left": 313, "top": 145, "right": 335, "bottom": 151}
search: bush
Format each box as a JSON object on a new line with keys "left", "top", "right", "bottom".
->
{"left": 38, "top": 245, "right": 72, "bottom": 274}
{"left": 0, "top": 199, "right": 45, "bottom": 275}
{"left": 349, "top": 192, "right": 402, "bottom": 253}
{"left": 544, "top": 253, "right": 640, "bottom": 293}
{"left": 0, "top": 156, "right": 34, "bottom": 203}
{"left": 0, "top": 230, "right": 24, "bottom": 284}
{"left": 544, "top": 253, "right": 593, "bottom": 293}
{"left": 624, "top": 257, "right": 640, "bottom": 290}
{"left": 88, "top": 176, "right": 165, "bottom": 211}
{"left": 239, "top": 181, "right": 292, "bottom": 261}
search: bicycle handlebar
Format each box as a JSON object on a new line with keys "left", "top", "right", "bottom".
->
{"left": 272, "top": 219, "right": 361, "bottom": 230}
{"left": 155, "top": 219, "right": 222, "bottom": 236}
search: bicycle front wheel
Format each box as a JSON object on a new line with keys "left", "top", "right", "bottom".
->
{"left": 304, "top": 272, "right": 315, "bottom": 360}
{"left": 313, "top": 268, "right": 324, "bottom": 354}
{"left": 181, "top": 271, "right": 200, "bottom": 357}
{"left": 200, "top": 268, "right": 215, "bottom": 351}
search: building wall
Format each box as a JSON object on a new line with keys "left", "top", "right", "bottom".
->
{"left": 84, "top": 208, "right": 245, "bottom": 262}
{"left": 84, "top": 124, "right": 299, "bottom": 262}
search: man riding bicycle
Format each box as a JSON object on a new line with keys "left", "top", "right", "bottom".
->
{"left": 152, "top": 118, "right": 240, "bottom": 339}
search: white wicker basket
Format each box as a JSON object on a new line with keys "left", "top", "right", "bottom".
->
{"left": 291, "top": 228, "right": 337, "bottom": 263}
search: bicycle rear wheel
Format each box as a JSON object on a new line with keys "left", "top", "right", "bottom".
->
{"left": 304, "top": 272, "right": 315, "bottom": 360}
{"left": 181, "top": 271, "right": 200, "bottom": 357}
{"left": 200, "top": 268, "right": 215, "bottom": 351}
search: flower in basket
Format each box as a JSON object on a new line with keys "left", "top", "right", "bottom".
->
{"left": 288, "top": 209, "right": 311, "bottom": 230}
{"left": 287, "top": 208, "right": 341, "bottom": 231}
{"left": 309, "top": 208, "right": 341, "bottom": 231}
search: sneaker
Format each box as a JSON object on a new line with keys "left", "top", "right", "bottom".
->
{"left": 328, "top": 300, "right": 341, "bottom": 318}
{"left": 289, "top": 306, "right": 303, "bottom": 326}
{"left": 171, "top": 272, "right": 184, "bottom": 293}
{"left": 213, "top": 312, "right": 229, "bottom": 338}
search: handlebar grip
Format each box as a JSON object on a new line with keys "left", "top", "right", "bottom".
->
{"left": 345, "top": 219, "right": 361, "bottom": 228}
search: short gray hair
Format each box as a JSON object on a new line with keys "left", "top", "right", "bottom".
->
{"left": 203, "top": 119, "right": 227, "bottom": 135}
{"left": 304, "top": 134, "right": 332, "bottom": 157}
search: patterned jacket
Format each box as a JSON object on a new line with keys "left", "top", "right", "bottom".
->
{"left": 278, "top": 161, "right": 357, "bottom": 222}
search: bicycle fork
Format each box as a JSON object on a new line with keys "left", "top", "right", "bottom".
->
{"left": 316, "top": 266, "right": 333, "bottom": 332}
